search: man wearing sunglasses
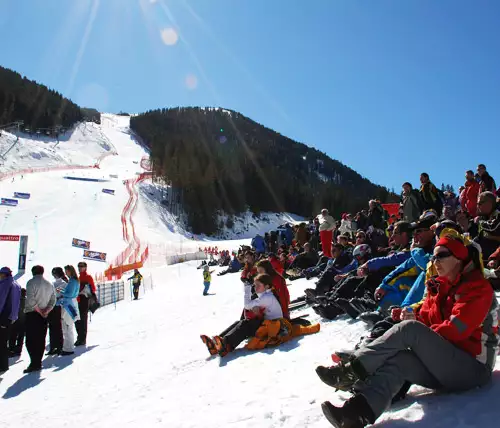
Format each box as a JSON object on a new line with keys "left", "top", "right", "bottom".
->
{"left": 359, "top": 211, "right": 437, "bottom": 326}
{"left": 475, "top": 191, "right": 500, "bottom": 261}
{"left": 75, "top": 262, "right": 96, "bottom": 347}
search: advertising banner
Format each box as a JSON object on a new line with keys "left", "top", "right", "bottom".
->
{"left": 72, "top": 238, "right": 91, "bottom": 249}
{"left": 83, "top": 250, "right": 107, "bottom": 262}
{"left": 0, "top": 235, "right": 20, "bottom": 241}
{"left": 14, "top": 192, "right": 31, "bottom": 199}
{"left": 1, "top": 198, "right": 18, "bottom": 206}
{"left": 18, "top": 235, "right": 28, "bottom": 271}
{"left": 102, "top": 189, "right": 115, "bottom": 195}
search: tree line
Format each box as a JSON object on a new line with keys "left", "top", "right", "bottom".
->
{"left": 0, "top": 66, "right": 99, "bottom": 131}
{"left": 131, "top": 107, "right": 398, "bottom": 234}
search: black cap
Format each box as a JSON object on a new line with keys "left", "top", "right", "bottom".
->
{"left": 393, "top": 221, "right": 412, "bottom": 234}
{"left": 410, "top": 210, "right": 439, "bottom": 230}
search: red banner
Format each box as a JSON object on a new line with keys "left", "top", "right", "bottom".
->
{"left": 0, "top": 235, "right": 20, "bottom": 242}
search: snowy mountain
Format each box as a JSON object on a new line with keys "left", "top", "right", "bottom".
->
{"left": 1, "top": 114, "right": 498, "bottom": 428}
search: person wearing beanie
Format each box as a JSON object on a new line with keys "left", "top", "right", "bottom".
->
{"left": 0, "top": 267, "right": 22, "bottom": 374}
{"left": 316, "top": 235, "right": 498, "bottom": 427}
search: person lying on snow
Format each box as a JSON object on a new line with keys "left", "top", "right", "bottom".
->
{"left": 316, "top": 235, "right": 499, "bottom": 428}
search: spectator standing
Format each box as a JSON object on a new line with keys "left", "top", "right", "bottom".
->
{"left": 47, "top": 268, "right": 66, "bottom": 355}
{"left": 128, "top": 269, "right": 143, "bottom": 300}
{"left": 460, "top": 170, "right": 480, "bottom": 218}
{"left": 318, "top": 209, "right": 336, "bottom": 258}
{"left": 419, "top": 173, "right": 443, "bottom": 215}
{"left": 24, "top": 265, "right": 56, "bottom": 373}
{"left": 8, "top": 288, "right": 26, "bottom": 357}
{"left": 0, "top": 267, "right": 21, "bottom": 374}
{"left": 477, "top": 164, "right": 497, "bottom": 193}
{"left": 75, "top": 262, "right": 96, "bottom": 347}
{"left": 401, "top": 182, "right": 423, "bottom": 223}
{"left": 60, "top": 266, "right": 81, "bottom": 355}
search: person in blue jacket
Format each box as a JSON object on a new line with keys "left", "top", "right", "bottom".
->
{"left": 251, "top": 234, "right": 266, "bottom": 255}
{"left": 0, "top": 266, "right": 21, "bottom": 374}
{"left": 60, "top": 265, "right": 81, "bottom": 355}
{"left": 218, "top": 254, "right": 242, "bottom": 276}
{"left": 359, "top": 212, "right": 437, "bottom": 325}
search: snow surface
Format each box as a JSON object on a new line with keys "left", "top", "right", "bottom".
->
{"left": 1, "top": 114, "right": 499, "bottom": 427}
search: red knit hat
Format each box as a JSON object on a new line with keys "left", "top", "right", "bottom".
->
{"left": 435, "top": 236, "right": 468, "bottom": 261}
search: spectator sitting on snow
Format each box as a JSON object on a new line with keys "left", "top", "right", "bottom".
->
{"left": 455, "top": 209, "right": 478, "bottom": 239}
{"left": 218, "top": 253, "right": 243, "bottom": 276}
{"left": 306, "top": 243, "right": 353, "bottom": 297}
{"left": 475, "top": 191, "right": 500, "bottom": 260}
{"left": 316, "top": 235, "right": 498, "bottom": 428}
{"left": 0, "top": 267, "right": 21, "bottom": 374}
{"left": 240, "top": 251, "right": 258, "bottom": 284}
{"left": 200, "top": 274, "right": 283, "bottom": 357}
{"left": 367, "top": 200, "right": 386, "bottom": 231}
{"left": 255, "top": 260, "right": 290, "bottom": 319}
{"left": 288, "top": 243, "right": 319, "bottom": 271}
{"left": 357, "top": 211, "right": 437, "bottom": 325}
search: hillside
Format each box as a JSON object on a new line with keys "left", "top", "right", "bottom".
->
{"left": 0, "top": 66, "right": 99, "bottom": 134}
{"left": 130, "top": 107, "right": 397, "bottom": 235}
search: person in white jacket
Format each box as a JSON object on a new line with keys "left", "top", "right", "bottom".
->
{"left": 201, "top": 274, "right": 283, "bottom": 357}
{"left": 318, "top": 209, "right": 336, "bottom": 258}
{"left": 24, "top": 265, "right": 56, "bottom": 373}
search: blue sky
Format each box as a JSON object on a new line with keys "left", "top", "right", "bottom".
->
{"left": 1, "top": 0, "right": 499, "bottom": 192}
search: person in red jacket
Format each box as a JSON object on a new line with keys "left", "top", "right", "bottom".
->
{"left": 315, "top": 235, "right": 498, "bottom": 427}
{"left": 75, "top": 262, "right": 96, "bottom": 346}
{"left": 268, "top": 254, "right": 284, "bottom": 275}
{"left": 256, "top": 259, "right": 290, "bottom": 319}
{"left": 460, "top": 170, "right": 480, "bottom": 218}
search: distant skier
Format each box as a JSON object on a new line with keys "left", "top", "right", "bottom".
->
{"left": 128, "top": 269, "right": 143, "bottom": 300}
{"left": 203, "top": 265, "right": 214, "bottom": 296}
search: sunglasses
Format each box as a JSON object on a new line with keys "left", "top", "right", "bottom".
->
{"left": 431, "top": 251, "right": 452, "bottom": 262}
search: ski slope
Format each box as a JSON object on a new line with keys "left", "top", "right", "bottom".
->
{"left": 0, "top": 114, "right": 499, "bottom": 427}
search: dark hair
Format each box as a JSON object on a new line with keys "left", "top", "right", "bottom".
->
{"left": 479, "top": 191, "right": 496, "bottom": 205}
{"left": 64, "top": 265, "right": 79, "bottom": 280}
{"left": 421, "top": 173, "right": 429, "bottom": 179}
{"left": 254, "top": 273, "right": 273, "bottom": 289}
{"left": 332, "top": 243, "right": 344, "bottom": 251}
{"left": 77, "top": 261, "right": 87, "bottom": 268}
{"left": 402, "top": 182, "right": 412, "bottom": 189}
{"left": 466, "top": 170, "right": 474, "bottom": 175}
{"left": 478, "top": 164, "right": 486, "bottom": 169}
{"left": 31, "top": 265, "right": 44, "bottom": 276}
{"left": 52, "top": 267, "right": 68, "bottom": 282}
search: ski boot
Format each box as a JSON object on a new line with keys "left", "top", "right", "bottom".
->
{"left": 315, "top": 361, "right": 360, "bottom": 391}
{"left": 200, "top": 335, "right": 218, "bottom": 356}
{"left": 321, "top": 394, "right": 375, "bottom": 428}
{"left": 213, "top": 336, "right": 232, "bottom": 357}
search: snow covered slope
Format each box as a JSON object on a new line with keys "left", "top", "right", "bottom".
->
{"left": 1, "top": 262, "right": 499, "bottom": 428}
{"left": 0, "top": 114, "right": 498, "bottom": 428}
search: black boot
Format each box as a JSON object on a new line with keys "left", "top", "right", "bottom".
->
{"left": 335, "top": 298, "right": 361, "bottom": 319}
{"left": 359, "top": 311, "right": 384, "bottom": 326}
{"left": 316, "top": 362, "right": 359, "bottom": 391}
{"left": 321, "top": 394, "right": 376, "bottom": 428}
